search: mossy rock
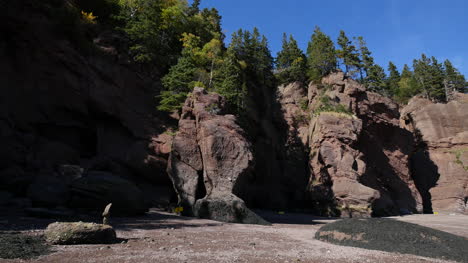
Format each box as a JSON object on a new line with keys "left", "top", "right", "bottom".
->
{"left": 45, "top": 222, "right": 117, "bottom": 245}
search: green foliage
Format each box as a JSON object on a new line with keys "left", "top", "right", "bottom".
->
{"left": 366, "top": 64, "right": 388, "bottom": 95}
{"left": 299, "top": 98, "right": 309, "bottom": 111}
{"left": 387, "top": 61, "right": 401, "bottom": 96}
{"left": 337, "top": 30, "right": 360, "bottom": 77}
{"left": 306, "top": 26, "right": 337, "bottom": 82}
{"left": 451, "top": 149, "right": 468, "bottom": 171}
{"left": 117, "top": 0, "right": 223, "bottom": 73}
{"left": 158, "top": 56, "right": 198, "bottom": 111}
{"left": 413, "top": 54, "right": 445, "bottom": 102}
{"left": 443, "top": 59, "right": 466, "bottom": 94}
{"left": 212, "top": 49, "right": 246, "bottom": 114}
{"left": 355, "top": 36, "right": 374, "bottom": 81}
{"left": 313, "top": 94, "right": 353, "bottom": 116}
{"left": 276, "top": 33, "right": 307, "bottom": 84}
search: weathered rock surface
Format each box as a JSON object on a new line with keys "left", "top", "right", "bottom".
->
{"left": 45, "top": 222, "right": 117, "bottom": 245}
{"left": 168, "top": 88, "right": 265, "bottom": 223}
{"left": 401, "top": 94, "right": 468, "bottom": 214}
{"left": 305, "top": 72, "right": 422, "bottom": 217}
{"left": 69, "top": 171, "right": 149, "bottom": 216}
{"left": 0, "top": 1, "right": 175, "bottom": 212}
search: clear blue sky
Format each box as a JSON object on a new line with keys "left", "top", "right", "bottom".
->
{"left": 196, "top": 0, "right": 467, "bottom": 76}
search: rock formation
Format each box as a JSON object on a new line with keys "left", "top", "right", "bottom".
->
{"left": 303, "top": 72, "right": 422, "bottom": 217}
{"left": 167, "top": 88, "right": 267, "bottom": 224}
{"left": 401, "top": 93, "right": 468, "bottom": 214}
{"left": 0, "top": 1, "right": 174, "bottom": 215}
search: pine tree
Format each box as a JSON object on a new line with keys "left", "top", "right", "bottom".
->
{"left": 276, "top": 33, "right": 307, "bottom": 84}
{"left": 337, "top": 30, "right": 360, "bottom": 77}
{"left": 443, "top": 59, "right": 467, "bottom": 97}
{"left": 395, "top": 64, "right": 420, "bottom": 104}
{"left": 413, "top": 54, "right": 446, "bottom": 102}
{"left": 366, "top": 64, "right": 388, "bottom": 94}
{"left": 355, "top": 36, "right": 374, "bottom": 81}
{"left": 213, "top": 48, "right": 245, "bottom": 113}
{"left": 158, "top": 56, "right": 198, "bottom": 112}
{"left": 306, "top": 26, "right": 337, "bottom": 82}
{"left": 387, "top": 61, "right": 401, "bottom": 96}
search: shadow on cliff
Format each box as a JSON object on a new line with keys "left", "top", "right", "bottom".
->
{"left": 410, "top": 144, "right": 440, "bottom": 214}
{"left": 358, "top": 119, "right": 420, "bottom": 216}
{"left": 233, "top": 82, "right": 310, "bottom": 212}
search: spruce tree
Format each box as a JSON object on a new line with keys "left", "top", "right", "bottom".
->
{"left": 306, "top": 26, "right": 337, "bottom": 82}
{"left": 213, "top": 48, "right": 245, "bottom": 113}
{"left": 276, "top": 33, "right": 307, "bottom": 84}
{"left": 366, "top": 64, "right": 388, "bottom": 94}
{"left": 443, "top": 59, "right": 467, "bottom": 96}
{"left": 387, "top": 61, "right": 401, "bottom": 96}
{"left": 356, "top": 36, "right": 374, "bottom": 81}
{"left": 337, "top": 30, "right": 360, "bottom": 77}
{"left": 395, "top": 64, "right": 420, "bottom": 104}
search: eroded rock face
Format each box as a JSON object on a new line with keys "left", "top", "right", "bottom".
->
{"left": 305, "top": 72, "right": 422, "bottom": 217}
{"left": 401, "top": 94, "right": 468, "bottom": 214}
{"left": 0, "top": 2, "right": 175, "bottom": 212}
{"left": 168, "top": 88, "right": 265, "bottom": 224}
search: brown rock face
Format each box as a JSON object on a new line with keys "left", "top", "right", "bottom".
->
{"left": 167, "top": 88, "right": 266, "bottom": 224}
{"left": 305, "top": 72, "right": 422, "bottom": 217}
{"left": 0, "top": 2, "right": 175, "bottom": 212}
{"left": 401, "top": 94, "right": 468, "bottom": 214}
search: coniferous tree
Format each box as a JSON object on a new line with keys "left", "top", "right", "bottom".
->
{"left": 395, "top": 64, "right": 420, "bottom": 104}
{"left": 355, "top": 36, "right": 374, "bottom": 82}
{"left": 387, "top": 61, "right": 401, "bottom": 96}
{"left": 443, "top": 59, "right": 467, "bottom": 96}
{"left": 413, "top": 54, "right": 446, "bottom": 102}
{"left": 306, "top": 26, "right": 337, "bottom": 82}
{"left": 337, "top": 30, "right": 360, "bottom": 77}
{"left": 366, "top": 64, "right": 388, "bottom": 94}
{"left": 276, "top": 33, "right": 307, "bottom": 84}
{"left": 213, "top": 48, "right": 245, "bottom": 113}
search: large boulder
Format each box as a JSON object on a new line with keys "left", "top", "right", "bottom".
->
{"left": 45, "top": 222, "right": 116, "bottom": 245}
{"left": 167, "top": 88, "right": 263, "bottom": 223}
{"left": 401, "top": 93, "right": 468, "bottom": 214}
{"left": 69, "top": 171, "right": 148, "bottom": 216}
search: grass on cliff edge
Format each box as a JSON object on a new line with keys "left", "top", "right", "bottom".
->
{"left": 0, "top": 232, "right": 51, "bottom": 259}
{"left": 316, "top": 218, "right": 468, "bottom": 262}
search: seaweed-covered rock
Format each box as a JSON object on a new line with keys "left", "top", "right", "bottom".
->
{"left": 194, "top": 194, "right": 269, "bottom": 225}
{"left": 45, "top": 222, "right": 116, "bottom": 245}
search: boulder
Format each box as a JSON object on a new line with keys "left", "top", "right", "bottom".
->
{"left": 401, "top": 94, "right": 468, "bottom": 214}
{"left": 195, "top": 194, "right": 269, "bottom": 225}
{"left": 69, "top": 171, "right": 148, "bottom": 216}
{"left": 168, "top": 88, "right": 263, "bottom": 224}
{"left": 44, "top": 222, "right": 116, "bottom": 245}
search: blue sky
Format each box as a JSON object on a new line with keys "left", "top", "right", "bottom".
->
{"left": 196, "top": 0, "right": 467, "bottom": 76}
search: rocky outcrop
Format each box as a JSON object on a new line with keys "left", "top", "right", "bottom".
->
{"left": 0, "top": 1, "right": 175, "bottom": 214}
{"left": 305, "top": 72, "right": 422, "bottom": 217}
{"left": 168, "top": 88, "right": 266, "bottom": 224}
{"left": 401, "top": 94, "right": 468, "bottom": 214}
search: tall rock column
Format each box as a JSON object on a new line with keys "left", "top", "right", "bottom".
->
{"left": 167, "top": 88, "right": 267, "bottom": 224}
